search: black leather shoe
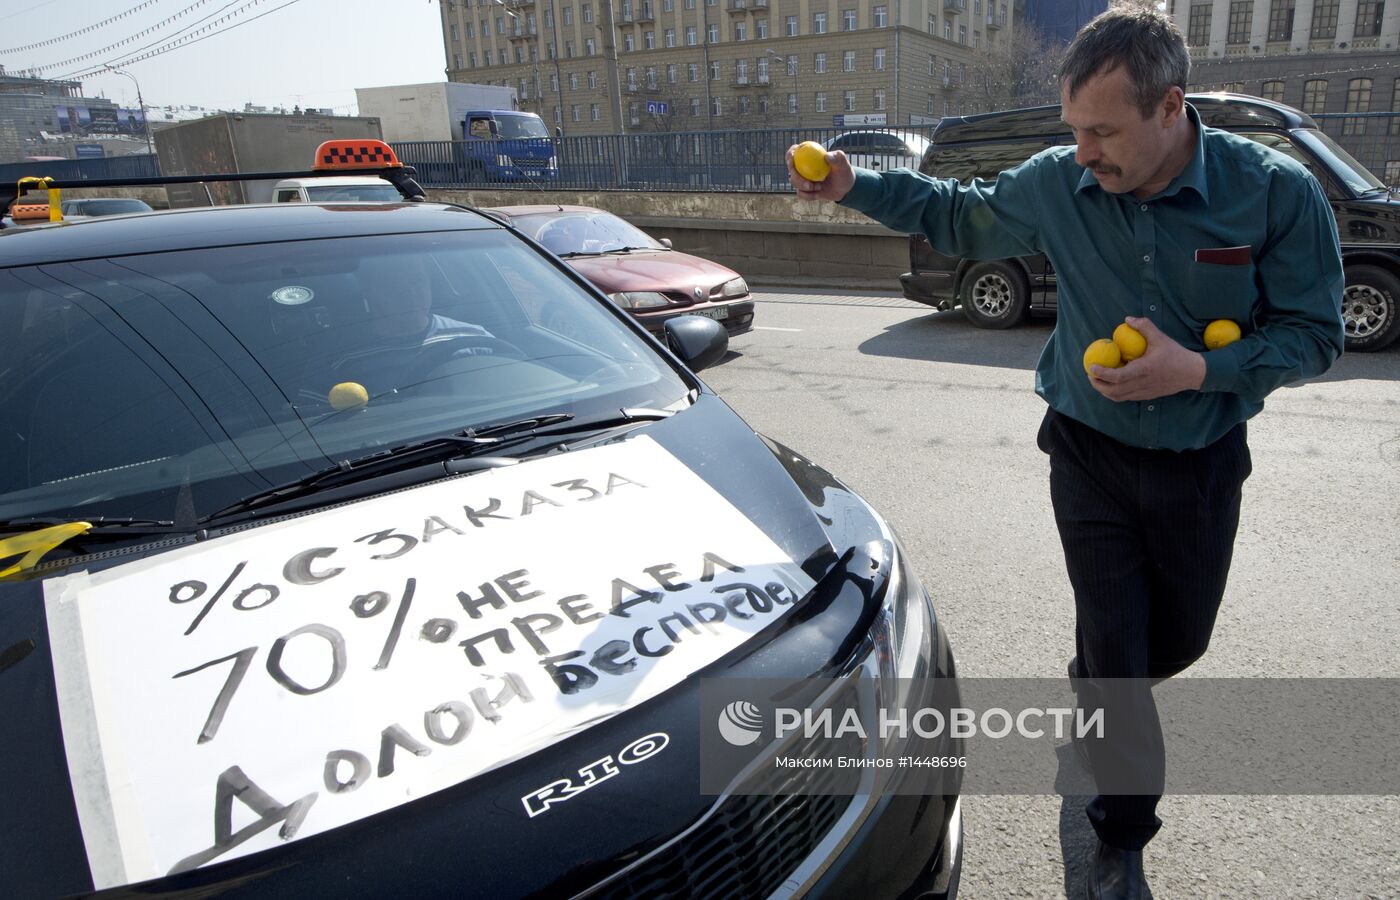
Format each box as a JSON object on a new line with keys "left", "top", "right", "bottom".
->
{"left": 1085, "top": 840, "right": 1145, "bottom": 900}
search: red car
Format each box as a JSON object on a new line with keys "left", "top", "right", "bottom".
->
{"left": 486, "top": 205, "right": 755, "bottom": 337}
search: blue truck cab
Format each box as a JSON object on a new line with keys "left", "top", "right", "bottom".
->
{"left": 462, "top": 109, "right": 558, "bottom": 181}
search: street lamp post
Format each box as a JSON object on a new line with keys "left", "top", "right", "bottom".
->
{"left": 104, "top": 65, "right": 154, "bottom": 157}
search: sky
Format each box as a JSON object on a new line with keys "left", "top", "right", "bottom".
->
{"left": 1, "top": 0, "right": 451, "bottom": 114}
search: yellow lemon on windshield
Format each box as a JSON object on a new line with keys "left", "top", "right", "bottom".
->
{"left": 329, "top": 381, "right": 369, "bottom": 410}
{"left": 1113, "top": 323, "right": 1147, "bottom": 362}
{"left": 1204, "top": 319, "right": 1241, "bottom": 350}
{"left": 1083, "top": 339, "right": 1122, "bottom": 375}
{"left": 793, "top": 141, "right": 831, "bottom": 182}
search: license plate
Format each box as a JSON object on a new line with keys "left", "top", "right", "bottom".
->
{"left": 692, "top": 305, "right": 729, "bottom": 320}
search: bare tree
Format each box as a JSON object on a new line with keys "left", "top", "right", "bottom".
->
{"left": 963, "top": 25, "right": 1067, "bottom": 114}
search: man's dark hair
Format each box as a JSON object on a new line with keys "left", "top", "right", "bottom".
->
{"left": 1058, "top": 5, "right": 1191, "bottom": 118}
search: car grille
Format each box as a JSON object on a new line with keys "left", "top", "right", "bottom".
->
{"left": 583, "top": 697, "right": 864, "bottom": 900}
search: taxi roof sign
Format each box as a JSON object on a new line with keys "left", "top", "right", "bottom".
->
{"left": 11, "top": 203, "right": 53, "bottom": 222}
{"left": 313, "top": 140, "right": 403, "bottom": 172}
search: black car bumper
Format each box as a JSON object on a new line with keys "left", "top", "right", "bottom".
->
{"left": 641, "top": 298, "right": 756, "bottom": 337}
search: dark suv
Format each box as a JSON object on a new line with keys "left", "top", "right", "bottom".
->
{"left": 900, "top": 93, "right": 1400, "bottom": 352}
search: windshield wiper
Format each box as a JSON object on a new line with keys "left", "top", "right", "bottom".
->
{"left": 601, "top": 246, "right": 656, "bottom": 254}
{"left": 1357, "top": 186, "right": 1392, "bottom": 196}
{"left": 557, "top": 250, "right": 606, "bottom": 258}
{"left": 0, "top": 516, "right": 178, "bottom": 534}
{"left": 201, "top": 409, "right": 673, "bottom": 523}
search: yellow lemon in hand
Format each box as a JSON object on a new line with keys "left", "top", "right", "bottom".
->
{"left": 328, "top": 381, "right": 369, "bottom": 410}
{"left": 1083, "top": 338, "right": 1123, "bottom": 375}
{"left": 1112, "top": 323, "right": 1147, "bottom": 362}
{"left": 1203, "top": 319, "right": 1241, "bottom": 350}
{"left": 792, "top": 141, "right": 831, "bottom": 182}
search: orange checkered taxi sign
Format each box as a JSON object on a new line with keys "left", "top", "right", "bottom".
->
{"left": 11, "top": 203, "right": 52, "bottom": 222}
{"left": 313, "top": 140, "right": 403, "bottom": 171}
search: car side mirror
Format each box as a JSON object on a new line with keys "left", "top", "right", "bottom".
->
{"left": 659, "top": 238, "right": 672, "bottom": 249}
{"left": 664, "top": 315, "right": 727, "bottom": 371}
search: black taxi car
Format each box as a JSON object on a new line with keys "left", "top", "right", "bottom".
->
{"left": 0, "top": 144, "right": 962, "bottom": 898}
{"left": 900, "top": 93, "right": 1400, "bottom": 352}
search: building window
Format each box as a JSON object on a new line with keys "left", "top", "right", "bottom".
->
{"left": 550, "top": 72, "right": 560, "bottom": 92}
{"left": 665, "top": 28, "right": 675, "bottom": 46}
{"left": 566, "top": 40, "right": 575, "bottom": 57}
{"left": 466, "top": 21, "right": 474, "bottom": 37}
{"left": 874, "top": 88, "right": 885, "bottom": 110}
{"left": 1391, "top": 79, "right": 1400, "bottom": 134}
{"left": 667, "top": 63, "right": 677, "bottom": 82}
{"left": 688, "top": 62, "right": 699, "bottom": 81}
{"left": 451, "top": 23, "right": 459, "bottom": 40}
{"left": 843, "top": 9, "right": 857, "bottom": 29}
{"left": 786, "top": 15, "right": 798, "bottom": 35}
{"left": 874, "top": 47, "right": 886, "bottom": 70}
{"left": 645, "top": 30, "right": 655, "bottom": 49}
{"left": 691, "top": 97, "right": 702, "bottom": 117}
{"left": 815, "top": 91, "right": 827, "bottom": 112}
{"left": 1386, "top": 161, "right": 1400, "bottom": 186}
{"left": 554, "top": 105, "right": 562, "bottom": 123}
{"left": 874, "top": 5, "right": 887, "bottom": 26}
{"left": 664, "top": 0, "right": 672, "bottom": 9}
{"left": 583, "top": 2, "right": 592, "bottom": 21}
{"left": 814, "top": 11, "right": 828, "bottom": 33}
{"left": 586, "top": 37, "right": 596, "bottom": 54}
{"left": 735, "top": 21, "right": 747, "bottom": 40}
{"left": 591, "top": 103, "right": 601, "bottom": 121}
{"left": 1187, "top": 4, "right": 1212, "bottom": 44}
{"left": 757, "top": 18, "right": 768, "bottom": 38}
{"left": 927, "top": 93, "right": 935, "bottom": 114}
{"left": 928, "top": 13, "right": 936, "bottom": 32}
{"left": 572, "top": 104, "right": 581, "bottom": 121}
{"left": 1266, "top": 0, "right": 1293, "bottom": 40}
{"left": 630, "top": 102, "right": 640, "bottom": 126}
{"left": 1260, "top": 79, "right": 1285, "bottom": 101}
{"left": 757, "top": 56, "right": 769, "bottom": 82}
{"left": 588, "top": 70, "right": 598, "bottom": 88}
{"left": 1221, "top": 81, "right": 1244, "bottom": 92}
{"left": 1344, "top": 77, "right": 1373, "bottom": 134}
{"left": 708, "top": 23, "right": 718, "bottom": 42}
{"left": 1302, "top": 78, "right": 1327, "bottom": 113}
{"left": 787, "top": 54, "right": 797, "bottom": 75}
{"left": 737, "top": 58, "right": 749, "bottom": 83}
{"left": 687, "top": 25, "right": 697, "bottom": 44}
{"left": 646, "top": 65, "right": 657, "bottom": 87}
{"left": 1356, "top": 0, "right": 1384, "bottom": 35}
{"left": 789, "top": 92, "right": 799, "bottom": 113}
{"left": 470, "top": 51, "right": 478, "bottom": 67}
{"left": 1226, "top": 0, "right": 1252, "bottom": 41}
{"left": 738, "top": 96, "right": 751, "bottom": 114}
{"left": 928, "top": 53, "right": 936, "bottom": 75}
{"left": 843, "top": 50, "right": 856, "bottom": 71}
{"left": 711, "top": 60, "right": 721, "bottom": 79}
{"left": 814, "top": 52, "right": 826, "bottom": 74}
{"left": 564, "top": 5, "right": 573, "bottom": 24}
{"left": 686, "top": 0, "right": 694, "bottom": 8}
{"left": 959, "top": 24, "right": 967, "bottom": 43}
{"left": 712, "top": 97, "right": 722, "bottom": 116}
{"left": 500, "top": 48, "right": 508, "bottom": 64}
{"left": 1310, "top": 0, "right": 1339, "bottom": 38}
{"left": 453, "top": 52, "right": 463, "bottom": 69}
{"left": 944, "top": 21, "right": 952, "bottom": 40}
{"left": 844, "top": 89, "right": 856, "bottom": 111}
{"left": 624, "top": 34, "right": 635, "bottom": 51}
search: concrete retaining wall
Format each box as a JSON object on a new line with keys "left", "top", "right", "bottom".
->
{"left": 428, "top": 189, "right": 910, "bottom": 288}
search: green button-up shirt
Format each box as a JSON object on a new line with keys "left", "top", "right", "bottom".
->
{"left": 839, "top": 104, "right": 1345, "bottom": 451}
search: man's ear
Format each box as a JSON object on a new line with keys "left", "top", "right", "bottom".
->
{"left": 1160, "top": 86, "right": 1186, "bottom": 127}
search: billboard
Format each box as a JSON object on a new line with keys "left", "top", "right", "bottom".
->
{"left": 55, "top": 105, "right": 147, "bottom": 135}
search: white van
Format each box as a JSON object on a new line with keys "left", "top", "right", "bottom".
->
{"left": 271, "top": 176, "right": 403, "bottom": 203}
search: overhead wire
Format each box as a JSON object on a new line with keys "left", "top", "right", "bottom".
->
{"left": 23, "top": 0, "right": 236, "bottom": 74}
{"left": 2, "top": 1, "right": 168, "bottom": 55}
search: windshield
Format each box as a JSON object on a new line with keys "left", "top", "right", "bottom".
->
{"left": 304, "top": 184, "right": 403, "bottom": 201}
{"left": 1293, "top": 128, "right": 1387, "bottom": 194}
{"left": 495, "top": 114, "right": 550, "bottom": 140}
{"left": 63, "top": 199, "right": 152, "bottom": 216}
{"left": 0, "top": 230, "right": 687, "bottom": 523}
{"left": 514, "top": 211, "right": 667, "bottom": 255}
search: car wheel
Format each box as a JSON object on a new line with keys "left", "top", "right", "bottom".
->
{"left": 1340, "top": 265, "right": 1400, "bottom": 352}
{"left": 959, "top": 260, "right": 1030, "bottom": 329}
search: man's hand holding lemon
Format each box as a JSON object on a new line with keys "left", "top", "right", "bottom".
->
{"left": 1087, "top": 316, "right": 1207, "bottom": 403}
{"left": 787, "top": 142, "right": 855, "bottom": 202}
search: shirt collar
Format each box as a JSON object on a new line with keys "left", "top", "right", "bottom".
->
{"left": 1075, "top": 102, "right": 1208, "bottom": 203}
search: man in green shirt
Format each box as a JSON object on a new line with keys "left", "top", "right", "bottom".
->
{"left": 788, "top": 8, "right": 1343, "bottom": 900}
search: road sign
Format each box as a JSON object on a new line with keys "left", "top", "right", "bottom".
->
{"left": 74, "top": 143, "right": 106, "bottom": 159}
{"left": 646, "top": 101, "right": 670, "bottom": 116}
{"left": 833, "top": 113, "right": 887, "bottom": 127}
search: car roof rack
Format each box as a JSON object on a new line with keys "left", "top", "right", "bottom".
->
{"left": 1, "top": 140, "right": 426, "bottom": 229}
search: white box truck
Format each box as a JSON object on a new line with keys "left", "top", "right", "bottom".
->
{"left": 355, "top": 82, "right": 519, "bottom": 143}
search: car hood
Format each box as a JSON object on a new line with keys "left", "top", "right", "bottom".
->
{"left": 563, "top": 249, "right": 739, "bottom": 296}
{"left": 1335, "top": 192, "right": 1400, "bottom": 245}
{"left": 1, "top": 394, "right": 891, "bottom": 897}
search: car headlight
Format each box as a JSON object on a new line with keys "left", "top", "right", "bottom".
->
{"left": 872, "top": 535, "right": 939, "bottom": 753}
{"left": 721, "top": 276, "right": 749, "bottom": 298}
{"left": 608, "top": 291, "right": 671, "bottom": 309}
{"left": 496, "top": 154, "right": 513, "bottom": 167}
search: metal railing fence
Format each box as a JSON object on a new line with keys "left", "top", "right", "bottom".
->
{"left": 0, "top": 154, "right": 159, "bottom": 187}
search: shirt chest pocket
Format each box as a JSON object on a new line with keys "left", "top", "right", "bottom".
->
{"left": 1185, "top": 252, "right": 1258, "bottom": 325}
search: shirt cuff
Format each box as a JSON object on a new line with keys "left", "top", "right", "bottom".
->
{"left": 837, "top": 168, "right": 884, "bottom": 213}
{"left": 1200, "top": 345, "right": 1242, "bottom": 393}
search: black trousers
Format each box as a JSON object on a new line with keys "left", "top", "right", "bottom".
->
{"left": 1037, "top": 407, "right": 1251, "bottom": 851}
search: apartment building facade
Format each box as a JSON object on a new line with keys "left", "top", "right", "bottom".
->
{"left": 437, "top": 0, "right": 1028, "bottom": 134}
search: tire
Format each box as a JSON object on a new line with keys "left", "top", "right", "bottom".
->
{"left": 959, "top": 260, "right": 1030, "bottom": 329}
{"left": 1341, "top": 264, "right": 1400, "bottom": 352}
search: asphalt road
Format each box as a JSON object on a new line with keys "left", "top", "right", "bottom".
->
{"left": 702, "top": 288, "right": 1400, "bottom": 900}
